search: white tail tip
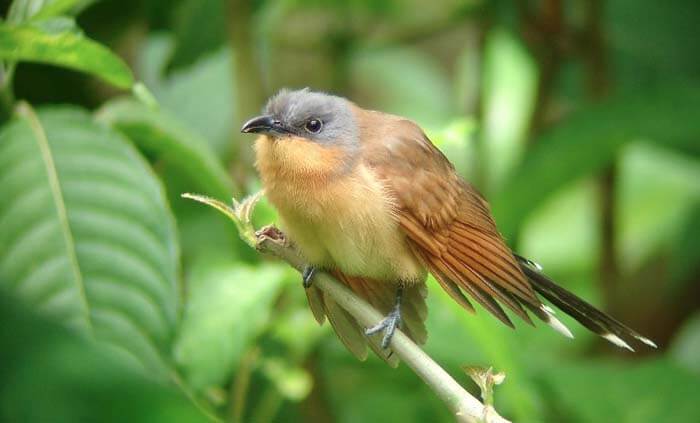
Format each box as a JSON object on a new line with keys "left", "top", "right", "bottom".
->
{"left": 636, "top": 335, "right": 657, "bottom": 348}
{"left": 541, "top": 305, "right": 574, "bottom": 339}
{"left": 602, "top": 333, "right": 635, "bottom": 352}
{"left": 541, "top": 304, "right": 557, "bottom": 315}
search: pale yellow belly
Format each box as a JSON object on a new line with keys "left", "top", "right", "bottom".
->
{"left": 270, "top": 168, "right": 425, "bottom": 282}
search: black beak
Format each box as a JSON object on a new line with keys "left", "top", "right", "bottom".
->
{"left": 241, "top": 115, "right": 281, "bottom": 134}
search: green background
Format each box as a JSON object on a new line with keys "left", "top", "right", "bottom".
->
{"left": 0, "top": 0, "right": 698, "bottom": 422}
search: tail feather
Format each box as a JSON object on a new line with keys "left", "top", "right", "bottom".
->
{"left": 515, "top": 255, "right": 657, "bottom": 350}
{"left": 519, "top": 300, "right": 574, "bottom": 339}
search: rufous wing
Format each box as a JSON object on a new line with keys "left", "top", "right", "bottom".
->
{"left": 363, "top": 117, "right": 554, "bottom": 330}
{"left": 361, "top": 118, "right": 656, "bottom": 350}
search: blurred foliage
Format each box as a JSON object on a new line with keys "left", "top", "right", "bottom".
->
{"left": 0, "top": 0, "right": 698, "bottom": 422}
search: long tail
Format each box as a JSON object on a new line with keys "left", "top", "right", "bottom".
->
{"left": 515, "top": 255, "right": 657, "bottom": 351}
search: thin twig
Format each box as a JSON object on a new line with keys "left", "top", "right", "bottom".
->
{"left": 182, "top": 192, "right": 511, "bottom": 423}
{"left": 258, "top": 233, "right": 510, "bottom": 423}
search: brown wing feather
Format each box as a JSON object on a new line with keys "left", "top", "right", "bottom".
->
{"left": 361, "top": 114, "right": 542, "bottom": 327}
{"left": 306, "top": 268, "right": 428, "bottom": 365}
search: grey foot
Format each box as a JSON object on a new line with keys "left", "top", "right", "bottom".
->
{"left": 302, "top": 265, "right": 317, "bottom": 288}
{"left": 365, "top": 307, "right": 402, "bottom": 349}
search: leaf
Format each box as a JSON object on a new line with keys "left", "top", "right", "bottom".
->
{"left": 174, "top": 260, "right": 289, "bottom": 390}
{"left": 542, "top": 358, "right": 700, "bottom": 422}
{"left": 31, "top": 15, "right": 80, "bottom": 35}
{"left": 669, "top": 202, "right": 700, "bottom": 288}
{"left": 670, "top": 312, "right": 700, "bottom": 375}
{"left": 7, "top": 0, "right": 48, "bottom": 23}
{"left": 181, "top": 191, "right": 263, "bottom": 248}
{"left": 136, "top": 36, "right": 235, "bottom": 155}
{"left": 427, "top": 117, "right": 478, "bottom": 180}
{"left": 349, "top": 46, "right": 453, "bottom": 128}
{"left": 260, "top": 357, "right": 313, "bottom": 401}
{"left": 518, "top": 181, "right": 599, "bottom": 274}
{"left": 462, "top": 366, "right": 505, "bottom": 406}
{"left": 0, "top": 104, "right": 180, "bottom": 378}
{"left": 0, "top": 23, "right": 134, "bottom": 88}
{"left": 608, "top": 0, "right": 700, "bottom": 91}
{"left": 7, "top": 0, "right": 94, "bottom": 23}
{"left": 97, "top": 98, "right": 234, "bottom": 200}
{"left": 0, "top": 294, "right": 212, "bottom": 423}
{"left": 616, "top": 144, "right": 700, "bottom": 275}
{"left": 167, "top": 0, "right": 227, "bottom": 71}
{"left": 479, "top": 27, "right": 538, "bottom": 193}
{"left": 493, "top": 84, "right": 700, "bottom": 238}
{"left": 31, "top": 0, "right": 96, "bottom": 21}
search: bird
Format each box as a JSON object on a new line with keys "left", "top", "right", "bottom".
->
{"left": 241, "top": 88, "right": 656, "bottom": 365}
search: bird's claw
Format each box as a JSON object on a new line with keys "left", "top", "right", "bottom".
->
{"left": 365, "top": 307, "right": 402, "bottom": 349}
{"left": 302, "top": 265, "right": 317, "bottom": 288}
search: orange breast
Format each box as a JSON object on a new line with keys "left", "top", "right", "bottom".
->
{"left": 254, "top": 136, "right": 425, "bottom": 283}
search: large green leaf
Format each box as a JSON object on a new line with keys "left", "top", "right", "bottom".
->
{"left": 493, "top": 84, "right": 700, "bottom": 238}
{"left": 0, "top": 23, "right": 133, "bottom": 88}
{"left": 0, "top": 105, "right": 179, "bottom": 377}
{"left": 97, "top": 98, "right": 234, "bottom": 200}
{"left": 0, "top": 295, "right": 210, "bottom": 423}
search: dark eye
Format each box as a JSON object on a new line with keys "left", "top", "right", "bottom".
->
{"left": 304, "top": 118, "right": 323, "bottom": 134}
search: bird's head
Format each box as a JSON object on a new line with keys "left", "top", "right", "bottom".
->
{"left": 241, "top": 88, "right": 360, "bottom": 150}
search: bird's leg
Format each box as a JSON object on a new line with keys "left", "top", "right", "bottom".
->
{"left": 365, "top": 285, "right": 404, "bottom": 349}
{"left": 302, "top": 265, "right": 317, "bottom": 288}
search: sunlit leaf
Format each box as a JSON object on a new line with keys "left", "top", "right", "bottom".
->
{"left": 670, "top": 312, "right": 700, "bottom": 374}
{"left": 260, "top": 357, "right": 313, "bottom": 401}
{"left": 493, "top": 84, "right": 700, "bottom": 238}
{"left": 518, "top": 181, "right": 599, "bottom": 273}
{"left": 617, "top": 144, "right": 700, "bottom": 274}
{"left": 0, "top": 105, "right": 179, "bottom": 377}
{"left": 7, "top": 0, "right": 49, "bottom": 23}
{"left": 480, "top": 27, "right": 538, "bottom": 193}
{"left": 427, "top": 117, "right": 478, "bottom": 179}
{"left": 30, "top": 0, "right": 96, "bottom": 21}
{"left": 7, "top": 0, "right": 94, "bottom": 23}
{"left": 0, "top": 23, "right": 133, "bottom": 88}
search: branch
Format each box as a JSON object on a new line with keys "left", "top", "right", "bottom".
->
{"left": 182, "top": 192, "right": 511, "bottom": 423}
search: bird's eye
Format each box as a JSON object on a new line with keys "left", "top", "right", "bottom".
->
{"left": 304, "top": 118, "right": 323, "bottom": 134}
